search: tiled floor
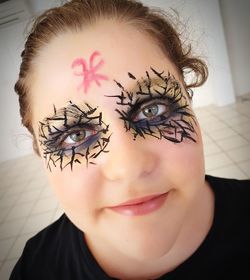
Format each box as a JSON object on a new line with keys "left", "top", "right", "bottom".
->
{"left": 0, "top": 96, "right": 250, "bottom": 279}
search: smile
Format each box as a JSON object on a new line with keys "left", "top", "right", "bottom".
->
{"left": 108, "top": 192, "right": 169, "bottom": 216}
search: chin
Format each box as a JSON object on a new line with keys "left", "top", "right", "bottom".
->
{"left": 130, "top": 241, "right": 173, "bottom": 261}
{"left": 121, "top": 227, "right": 178, "bottom": 261}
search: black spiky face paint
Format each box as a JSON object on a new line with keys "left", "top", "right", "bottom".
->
{"left": 38, "top": 101, "right": 111, "bottom": 171}
{"left": 106, "top": 67, "right": 197, "bottom": 143}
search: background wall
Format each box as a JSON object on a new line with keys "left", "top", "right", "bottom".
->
{"left": 219, "top": 0, "right": 250, "bottom": 97}
{"left": 142, "top": 0, "right": 236, "bottom": 108}
{"left": 0, "top": 0, "right": 249, "bottom": 163}
{"left": 0, "top": 21, "right": 32, "bottom": 161}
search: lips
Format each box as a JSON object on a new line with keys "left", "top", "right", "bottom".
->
{"left": 108, "top": 192, "right": 168, "bottom": 216}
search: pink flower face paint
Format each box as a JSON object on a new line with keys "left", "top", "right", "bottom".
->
{"left": 71, "top": 51, "right": 109, "bottom": 94}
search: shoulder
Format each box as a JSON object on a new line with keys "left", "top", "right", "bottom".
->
{"left": 25, "top": 213, "right": 72, "bottom": 253}
{"left": 10, "top": 214, "right": 78, "bottom": 279}
{"left": 206, "top": 174, "right": 250, "bottom": 198}
{"left": 206, "top": 174, "right": 250, "bottom": 225}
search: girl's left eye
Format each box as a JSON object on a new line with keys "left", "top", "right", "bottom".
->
{"left": 134, "top": 103, "right": 168, "bottom": 121}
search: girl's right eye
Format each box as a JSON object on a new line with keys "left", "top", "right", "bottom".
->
{"left": 61, "top": 129, "right": 93, "bottom": 149}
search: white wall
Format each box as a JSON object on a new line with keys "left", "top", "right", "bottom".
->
{"left": 0, "top": 0, "right": 238, "bottom": 163}
{"left": 219, "top": 0, "right": 250, "bottom": 97}
{"left": 142, "top": 0, "right": 235, "bottom": 107}
{"left": 26, "top": 0, "right": 60, "bottom": 14}
{"left": 0, "top": 20, "right": 33, "bottom": 163}
{"left": 0, "top": 0, "right": 60, "bottom": 163}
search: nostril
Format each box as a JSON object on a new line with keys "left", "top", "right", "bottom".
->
{"left": 142, "top": 170, "right": 151, "bottom": 177}
{"left": 141, "top": 160, "right": 157, "bottom": 178}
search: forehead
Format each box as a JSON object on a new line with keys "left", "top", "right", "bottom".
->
{"left": 30, "top": 19, "right": 180, "bottom": 125}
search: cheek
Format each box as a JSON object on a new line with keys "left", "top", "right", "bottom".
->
{"left": 171, "top": 144, "right": 204, "bottom": 177}
{"left": 153, "top": 133, "right": 205, "bottom": 183}
{"left": 152, "top": 137, "right": 205, "bottom": 216}
{"left": 46, "top": 166, "right": 102, "bottom": 213}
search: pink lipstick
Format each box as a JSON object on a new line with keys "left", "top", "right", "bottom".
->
{"left": 109, "top": 193, "right": 168, "bottom": 216}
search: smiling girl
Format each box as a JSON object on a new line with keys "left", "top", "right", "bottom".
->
{"left": 10, "top": 1, "right": 250, "bottom": 279}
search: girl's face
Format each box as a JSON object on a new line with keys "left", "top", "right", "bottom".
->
{"left": 31, "top": 20, "right": 205, "bottom": 260}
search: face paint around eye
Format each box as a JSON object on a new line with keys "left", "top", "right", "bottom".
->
{"left": 39, "top": 101, "right": 111, "bottom": 171}
{"left": 106, "top": 67, "right": 197, "bottom": 143}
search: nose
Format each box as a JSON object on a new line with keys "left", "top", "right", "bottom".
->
{"left": 100, "top": 124, "right": 158, "bottom": 182}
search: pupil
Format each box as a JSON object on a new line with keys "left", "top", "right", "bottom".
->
{"left": 70, "top": 131, "right": 85, "bottom": 142}
{"left": 143, "top": 105, "right": 158, "bottom": 118}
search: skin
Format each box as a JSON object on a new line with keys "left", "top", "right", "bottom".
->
{"left": 29, "top": 19, "right": 214, "bottom": 279}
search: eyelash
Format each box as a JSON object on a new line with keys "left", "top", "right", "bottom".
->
{"left": 133, "top": 100, "right": 169, "bottom": 123}
{"left": 48, "top": 123, "right": 101, "bottom": 156}
{"left": 128, "top": 96, "right": 176, "bottom": 131}
{"left": 52, "top": 101, "right": 167, "bottom": 146}
{"left": 59, "top": 125, "right": 97, "bottom": 151}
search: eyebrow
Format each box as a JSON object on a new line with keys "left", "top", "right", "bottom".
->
{"left": 130, "top": 66, "right": 179, "bottom": 90}
{"left": 40, "top": 101, "right": 99, "bottom": 124}
{"left": 38, "top": 101, "right": 104, "bottom": 152}
{"left": 40, "top": 70, "right": 180, "bottom": 123}
{"left": 131, "top": 76, "right": 171, "bottom": 95}
{"left": 107, "top": 71, "right": 181, "bottom": 108}
{"left": 117, "top": 75, "right": 173, "bottom": 93}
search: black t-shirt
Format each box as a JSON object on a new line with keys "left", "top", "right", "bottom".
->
{"left": 10, "top": 175, "right": 250, "bottom": 280}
